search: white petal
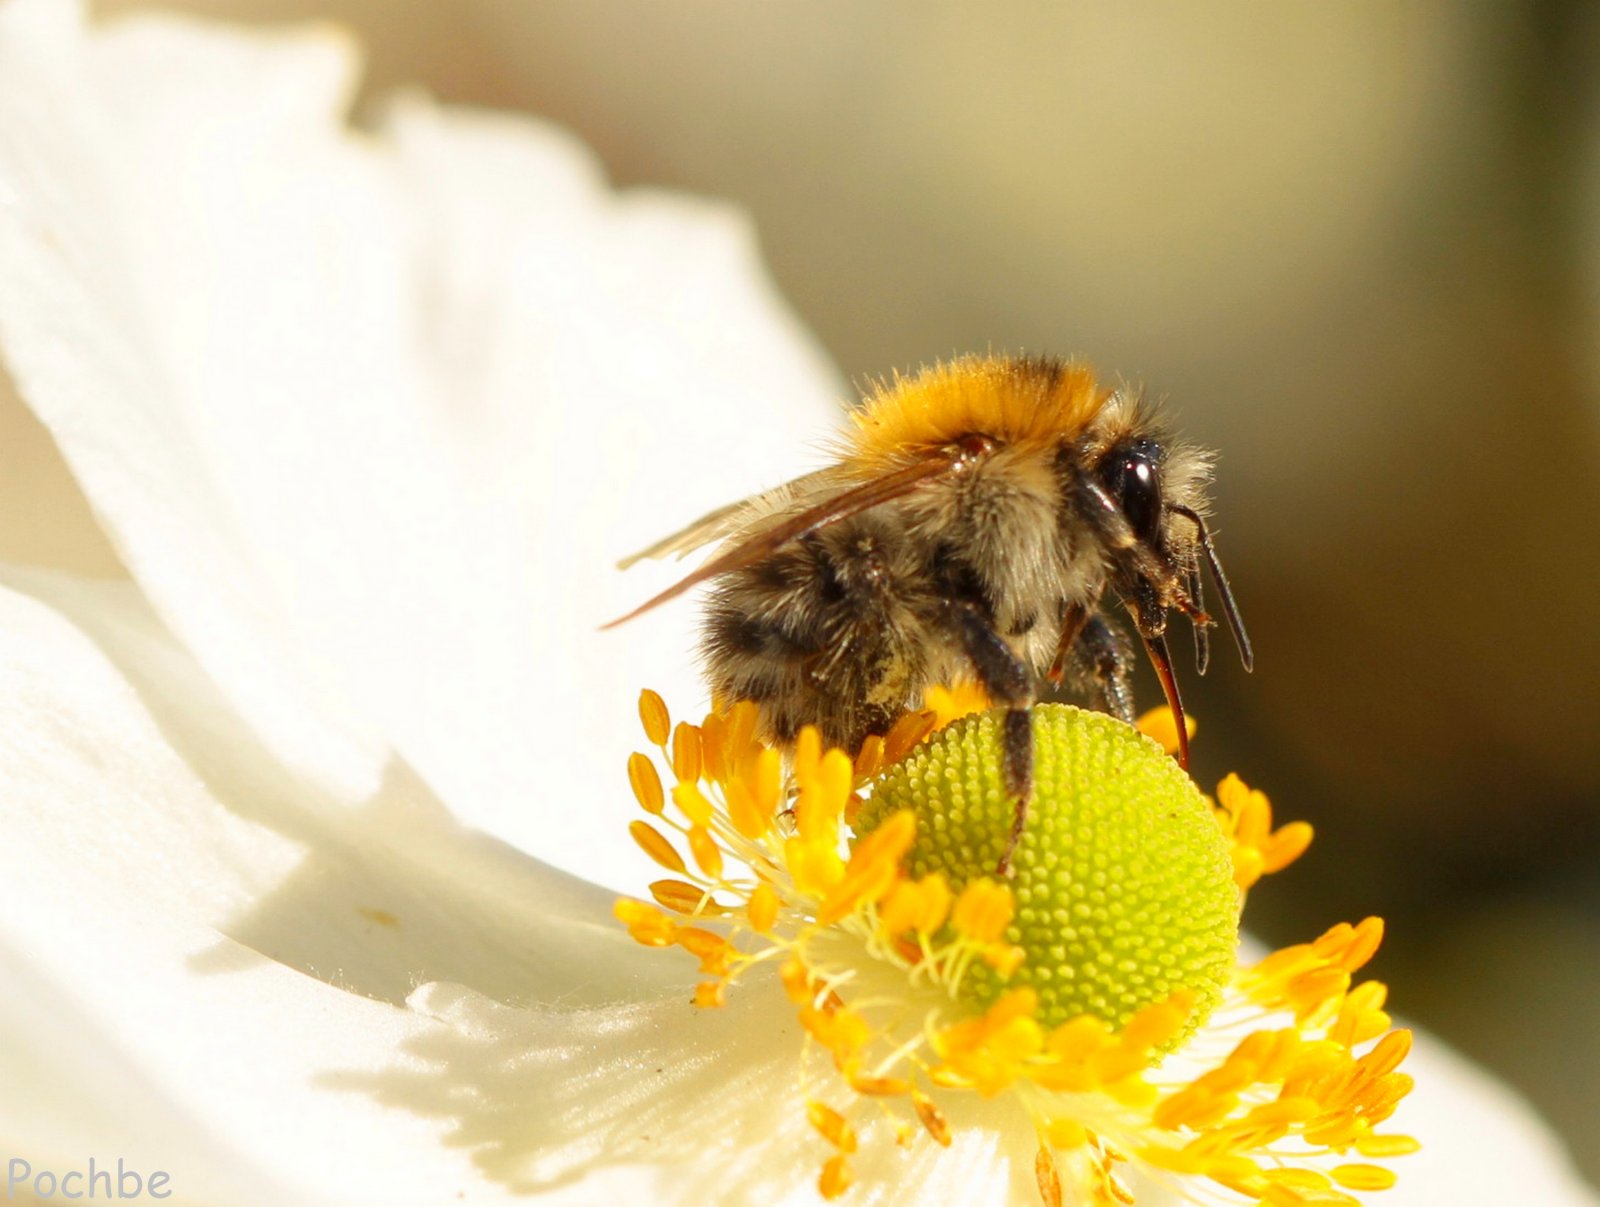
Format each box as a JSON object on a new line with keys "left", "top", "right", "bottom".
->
{"left": 0, "top": 0, "right": 842, "bottom": 888}
{"left": 1391, "top": 1028, "right": 1597, "bottom": 1206}
{"left": 0, "top": 564, "right": 682, "bottom": 1008}
{"left": 0, "top": 0, "right": 387, "bottom": 804}
{"left": 0, "top": 574, "right": 506, "bottom": 1201}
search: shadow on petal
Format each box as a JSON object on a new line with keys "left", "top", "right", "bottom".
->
{"left": 1, "top": 567, "right": 679, "bottom": 1010}
{"left": 326, "top": 978, "right": 1024, "bottom": 1206}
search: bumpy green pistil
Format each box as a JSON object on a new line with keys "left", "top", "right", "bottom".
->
{"left": 858, "top": 705, "right": 1238, "bottom": 1035}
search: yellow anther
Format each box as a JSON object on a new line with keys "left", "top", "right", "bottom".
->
{"left": 853, "top": 733, "right": 885, "bottom": 778}
{"left": 753, "top": 746, "right": 782, "bottom": 820}
{"left": 1304, "top": 1113, "right": 1367, "bottom": 1149}
{"left": 793, "top": 724, "right": 823, "bottom": 783}
{"left": 723, "top": 697, "right": 760, "bottom": 754}
{"left": 880, "top": 872, "right": 952, "bottom": 937}
{"left": 724, "top": 780, "right": 764, "bottom": 841}
{"left": 818, "top": 1155, "right": 852, "bottom": 1200}
{"left": 627, "top": 752, "right": 664, "bottom": 815}
{"left": 1044, "top": 1118, "right": 1088, "bottom": 1150}
{"left": 674, "top": 926, "right": 735, "bottom": 976}
{"left": 747, "top": 882, "right": 780, "bottom": 933}
{"left": 779, "top": 957, "right": 811, "bottom": 1004}
{"left": 951, "top": 877, "right": 1015, "bottom": 943}
{"left": 926, "top": 680, "right": 990, "bottom": 729}
{"left": 1035, "top": 1145, "right": 1065, "bottom": 1207}
{"left": 1355, "top": 1132, "right": 1420, "bottom": 1158}
{"left": 983, "top": 943, "right": 1026, "bottom": 977}
{"left": 848, "top": 1074, "right": 914, "bottom": 1098}
{"left": 1338, "top": 917, "right": 1386, "bottom": 972}
{"left": 671, "top": 781, "right": 714, "bottom": 828}
{"left": 688, "top": 825, "right": 724, "bottom": 879}
{"left": 693, "top": 981, "right": 726, "bottom": 1008}
{"left": 785, "top": 834, "right": 845, "bottom": 897}
{"left": 913, "top": 1091, "right": 952, "bottom": 1146}
{"left": 649, "top": 879, "right": 709, "bottom": 915}
{"left": 1263, "top": 822, "right": 1314, "bottom": 873}
{"left": 613, "top": 897, "right": 677, "bottom": 946}
{"left": 628, "top": 820, "right": 687, "bottom": 874}
{"left": 1288, "top": 966, "right": 1351, "bottom": 1015}
{"left": 1263, "top": 1168, "right": 1332, "bottom": 1191}
{"left": 806, "top": 1102, "right": 858, "bottom": 1153}
{"left": 698, "top": 711, "right": 728, "bottom": 783}
{"left": 882, "top": 708, "right": 937, "bottom": 764}
{"left": 1047, "top": 1014, "right": 1114, "bottom": 1063}
{"left": 1331, "top": 1164, "right": 1397, "bottom": 1191}
{"left": 820, "top": 809, "right": 916, "bottom": 924}
{"left": 1118, "top": 991, "right": 1196, "bottom": 1053}
{"left": 638, "top": 688, "right": 670, "bottom": 746}
{"left": 1358, "top": 1029, "right": 1412, "bottom": 1078}
{"left": 670, "top": 722, "right": 702, "bottom": 783}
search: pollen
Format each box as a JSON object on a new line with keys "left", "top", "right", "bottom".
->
{"left": 613, "top": 688, "right": 1418, "bottom": 1206}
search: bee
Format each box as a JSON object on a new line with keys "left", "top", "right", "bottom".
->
{"left": 607, "top": 354, "right": 1251, "bottom": 873}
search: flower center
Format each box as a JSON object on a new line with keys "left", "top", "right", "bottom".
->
{"left": 857, "top": 706, "right": 1237, "bottom": 1039}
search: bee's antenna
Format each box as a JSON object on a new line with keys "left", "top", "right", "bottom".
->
{"left": 1170, "top": 505, "right": 1252, "bottom": 672}
{"left": 1184, "top": 564, "right": 1211, "bottom": 675}
{"left": 1140, "top": 630, "right": 1191, "bottom": 770}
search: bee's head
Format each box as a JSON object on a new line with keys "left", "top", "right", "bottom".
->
{"left": 1095, "top": 437, "right": 1167, "bottom": 551}
{"left": 1085, "top": 428, "right": 1252, "bottom": 677}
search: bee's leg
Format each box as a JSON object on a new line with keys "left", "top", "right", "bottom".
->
{"left": 1073, "top": 612, "right": 1136, "bottom": 725}
{"left": 1045, "top": 601, "right": 1091, "bottom": 687}
{"left": 944, "top": 600, "right": 1035, "bottom": 877}
{"left": 998, "top": 707, "right": 1033, "bottom": 876}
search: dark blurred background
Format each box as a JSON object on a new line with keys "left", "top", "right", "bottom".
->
{"left": 19, "top": 0, "right": 1595, "bottom": 1179}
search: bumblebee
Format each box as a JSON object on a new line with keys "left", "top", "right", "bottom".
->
{"left": 609, "top": 354, "right": 1251, "bottom": 872}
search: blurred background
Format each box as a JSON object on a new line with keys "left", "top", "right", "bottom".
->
{"left": 4, "top": 0, "right": 1595, "bottom": 1179}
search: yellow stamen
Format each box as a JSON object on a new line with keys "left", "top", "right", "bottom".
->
{"left": 878, "top": 872, "right": 952, "bottom": 937}
{"left": 688, "top": 825, "right": 724, "bottom": 879}
{"left": 671, "top": 782, "right": 714, "bottom": 828}
{"left": 818, "top": 1155, "right": 852, "bottom": 1200}
{"left": 627, "top": 751, "right": 664, "bottom": 815}
{"left": 628, "top": 820, "right": 687, "bottom": 874}
{"left": 638, "top": 688, "right": 670, "bottom": 747}
{"left": 881, "top": 708, "right": 937, "bottom": 764}
{"left": 613, "top": 898, "right": 676, "bottom": 947}
{"left": 1035, "top": 1145, "right": 1064, "bottom": 1207}
{"left": 807, "top": 1102, "right": 858, "bottom": 1153}
{"left": 747, "top": 882, "right": 780, "bottom": 933}
{"left": 819, "top": 809, "right": 915, "bottom": 925}
{"left": 925, "top": 680, "right": 990, "bottom": 729}
{"left": 671, "top": 721, "right": 702, "bottom": 783}
{"left": 649, "top": 879, "right": 710, "bottom": 915}
{"left": 1331, "top": 1164, "right": 1398, "bottom": 1191}
{"left": 913, "top": 1091, "right": 952, "bottom": 1146}
{"left": 616, "top": 693, "right": 1418, "bottom": 1207}
{"left": 950, "top": 877, "right": 1014, "bottom": 944}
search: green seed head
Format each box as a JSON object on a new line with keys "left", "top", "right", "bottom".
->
{"left": 858, "top": 705, "right": 1239, "bottom": 1037}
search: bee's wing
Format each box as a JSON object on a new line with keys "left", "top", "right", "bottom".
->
{"left": 615, "top": 468, "right": 845, "bottom": 569}
{"left": 603, "top": 447, "right": 968, "bottom": 629}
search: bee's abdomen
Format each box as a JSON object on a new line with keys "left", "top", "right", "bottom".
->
{"left": 701, "top": 519, "right": 932, "bottom": 753}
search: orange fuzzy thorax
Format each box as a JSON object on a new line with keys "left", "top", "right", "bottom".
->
{"left": 841, "top": 355, "right": 1109, "bottom": 474}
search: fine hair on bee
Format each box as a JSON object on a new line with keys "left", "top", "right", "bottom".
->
{"left": 606, "top": 354, "right": 1251, "bottom": 875}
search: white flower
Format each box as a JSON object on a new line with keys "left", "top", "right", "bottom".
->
{"left": 0, "top": 1, "right": 1592, "bottom": 1204}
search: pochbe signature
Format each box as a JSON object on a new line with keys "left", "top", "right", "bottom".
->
{"left": 7, "top": 1158, "right": 170, "bottom": 1200}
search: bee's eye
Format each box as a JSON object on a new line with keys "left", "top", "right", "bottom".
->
{"left": 1100, "top": 445, "right": 1164, "bottom": 544}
